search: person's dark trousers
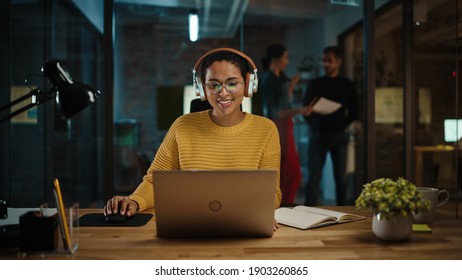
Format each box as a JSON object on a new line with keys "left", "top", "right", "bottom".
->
{"left": 304, "top": 131, "right": 349, "bottom": 206}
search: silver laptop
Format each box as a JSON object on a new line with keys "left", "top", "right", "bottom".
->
{"left": 153, "top": 170, "right": 277, "bottom": 238}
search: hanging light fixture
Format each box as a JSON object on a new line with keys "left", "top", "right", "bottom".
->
{"left": 189, "top": 9, "right": 199, "bottom": 42}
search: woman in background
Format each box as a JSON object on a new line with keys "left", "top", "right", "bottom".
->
{"left": 259, "top": 43, "right": 310, "bottom": 205}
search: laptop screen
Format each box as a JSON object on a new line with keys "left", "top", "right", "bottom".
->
{"left": 444, "top": 119, "right": 462, "bottom": 142}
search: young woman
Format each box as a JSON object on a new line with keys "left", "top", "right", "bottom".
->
{"left": 105, "top": 48, "right": 282, "bottom": 223}
{"left": 259, "top": 44, "right": 310, "bottom": 205}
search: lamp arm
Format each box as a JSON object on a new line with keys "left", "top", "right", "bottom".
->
{"left": 0, "top": 88, "right": 53, "bottom": 124}
{"left": 0, "top": 89, "right": 37, "bottom": 112}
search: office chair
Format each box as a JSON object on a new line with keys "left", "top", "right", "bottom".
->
{"left": 190, "top": 98, "right": 213, "bottom": 113}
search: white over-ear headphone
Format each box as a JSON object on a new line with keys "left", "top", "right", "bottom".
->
{"left": 192, "top": 47, "right": 259, "bottom": 101}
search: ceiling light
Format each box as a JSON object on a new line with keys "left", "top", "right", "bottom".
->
{"left": 189, "top": 9, "right": 199, "bottom": 42}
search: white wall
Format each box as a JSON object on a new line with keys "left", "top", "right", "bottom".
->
{"left": 284, "top": 0, "right": 391, "bottom": 77}
{"left": 284, "top": 20, "right": 325, "bottom": 77}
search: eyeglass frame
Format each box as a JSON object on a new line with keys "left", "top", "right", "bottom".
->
{"left": 204, "top": 80, "right": 245, "bottom": 95}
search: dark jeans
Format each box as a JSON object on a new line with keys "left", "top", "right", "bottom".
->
{"left": 304, "top": 131, "right": 349, "bottom": 206}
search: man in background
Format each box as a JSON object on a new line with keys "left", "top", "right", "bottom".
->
{"left": 302, "top": 46, "right": 358, "bottom": 206}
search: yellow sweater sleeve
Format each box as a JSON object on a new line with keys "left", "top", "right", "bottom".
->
{"left": 260, "top": 127, "right": 282, "bottom": 208}
{"left": 129, "top": 111, "right": 281, "bottom": 210}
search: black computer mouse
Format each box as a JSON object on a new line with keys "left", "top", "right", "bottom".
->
{"left": 105, "top": 211, "right": 126, "bottom": 223}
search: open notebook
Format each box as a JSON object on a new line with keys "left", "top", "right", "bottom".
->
{"left": 153, "top": 170, "right": 277, "bottom": 238}
{"left": 275, "top": 206, "right": 365, "bottom": 230}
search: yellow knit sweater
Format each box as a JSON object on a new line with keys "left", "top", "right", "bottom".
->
{"left": 129, "top": 110, "right": 282, "bottom": 210}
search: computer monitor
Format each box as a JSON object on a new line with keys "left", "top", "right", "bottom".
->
{"left": 444, "top": 119, "right": 462, "bottom": 142}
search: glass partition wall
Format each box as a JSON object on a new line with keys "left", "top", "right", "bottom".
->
{"left": 413, "top": 0, "right": 461, "bottom": 216}
{"left": 0, "top": 0, "right": 104, "bottom": 207}
{"left": 1, "top": 0, "right": 460, "bottom": 218}
{"left": 341, "top": 0, "right": 461, "bottom": 217}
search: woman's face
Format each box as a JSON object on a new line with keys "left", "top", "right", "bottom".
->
{"left": 204, "top": 60, "right": 245, "bottom": 124}
{"left": 274, "top": 50, "right": 289, "bottom": 71}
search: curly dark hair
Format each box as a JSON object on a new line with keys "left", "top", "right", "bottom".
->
{"left": 323, "top": 46, "right": 343, "bottom": 60}
{"left": 261, "top": 43, "right": 286, "bottom": 71}
{"left": 199, "top": 50, "right": 251, "bottom": 82}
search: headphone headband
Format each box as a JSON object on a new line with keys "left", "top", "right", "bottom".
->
{"left": 193, "top": 47, "right": 258, "bottom": 73}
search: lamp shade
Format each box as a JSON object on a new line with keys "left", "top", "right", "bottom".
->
{"left": 55, "top": 81, "right": 100, "bottom": 119}
{"left": 42, "top": 59, "right": 100, "bottom": 119}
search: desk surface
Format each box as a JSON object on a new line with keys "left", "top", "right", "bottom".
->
{"left": 1, "top": 206, "right": 461, "bottom": 260}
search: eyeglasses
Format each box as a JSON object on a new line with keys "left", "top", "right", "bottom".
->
{"left": 204, "top": 80, "right": 244, "bottom": 95}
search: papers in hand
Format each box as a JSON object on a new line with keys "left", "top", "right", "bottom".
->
{"left": 275, "top": 206, "right": 365, "bottom": 230}
{"left": 311, "top": 97, "right": 342, "bottom": 115}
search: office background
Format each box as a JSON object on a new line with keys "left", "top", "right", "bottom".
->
{"left": 0, "top": 0, "right": 460, "bottom": 219}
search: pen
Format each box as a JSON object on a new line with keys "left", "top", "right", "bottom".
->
{"left": 53, "top": 178, "right": 71, "bottom": 251}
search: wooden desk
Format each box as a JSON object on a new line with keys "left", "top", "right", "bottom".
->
{"left": 1, "top": 206, "right": 461, "bottom": 260}
{"left": 414, "top": 145, "right": 454, "bottom": 188}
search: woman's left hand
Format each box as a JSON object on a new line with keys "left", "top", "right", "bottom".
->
{"left": 274, "top": 219, "right": 280, "bottom": 231}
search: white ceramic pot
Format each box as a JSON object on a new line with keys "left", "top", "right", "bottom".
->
{"left": 372, "top": 212, "right": 412, "bottom": 241}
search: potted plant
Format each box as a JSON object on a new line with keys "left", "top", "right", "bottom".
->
{"left": 355, "top": 177, "right": 431, "bottom": 241}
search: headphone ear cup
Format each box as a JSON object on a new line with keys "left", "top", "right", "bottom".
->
{"left": 194, "top": 76, "right": 207, "bottom": 101}
{"left": 244, "top": 73, "right": 251, "bottom": 97}
{"left": 252, "top": 75, "right": 258, "bottom": 94}
{"left": 246, "top": 73, "right": 256, "bottom": 98}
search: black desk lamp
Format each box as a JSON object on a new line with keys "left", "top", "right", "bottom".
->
{"left": 0, "top": 59, "right": 100, "bottom": 123}
{"left": 0, "top": 59, "right": 101, "bottom": 248}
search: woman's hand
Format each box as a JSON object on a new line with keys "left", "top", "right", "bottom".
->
{"left": 288, "top": 74, "right": 301, "bottom": 98}
{"left": 104, "top": 196, "right": 139, "bottom": 217}
{"left": 274, "top": 219, "right": 280, "bottom": 231}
